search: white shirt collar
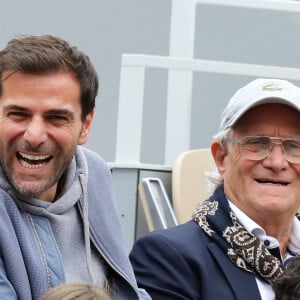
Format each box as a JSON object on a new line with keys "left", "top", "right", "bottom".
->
{"left": 289, "top": 217, "right": 300, "bottom": 254}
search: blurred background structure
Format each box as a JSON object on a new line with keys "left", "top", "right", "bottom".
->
{"left": 2, "top": 0, "right": 300, "bottom": 250}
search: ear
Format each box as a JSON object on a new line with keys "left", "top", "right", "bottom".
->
{"left": 211, "top": 141, "right": 227, "bottom": 177}
{"left": 78, "top": 110, "right": 95, "bottom": 145}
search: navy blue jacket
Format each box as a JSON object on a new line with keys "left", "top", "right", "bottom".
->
{"left": 130, "top": 220, "right": 263, "bottom": 300}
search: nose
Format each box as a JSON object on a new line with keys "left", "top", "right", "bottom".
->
{"left": 262, "top": 143, "right": 289, "bottom": 170}
{"left": 23, "top": 117, "right": 48, "bottom": 148}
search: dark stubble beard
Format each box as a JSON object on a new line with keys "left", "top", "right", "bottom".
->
{"left": 0, "top": 141, "right": 76, "bottom": 199}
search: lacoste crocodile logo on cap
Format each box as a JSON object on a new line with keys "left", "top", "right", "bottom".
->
{"left": 262, "top": 84, "right": 282, "bottom": 92}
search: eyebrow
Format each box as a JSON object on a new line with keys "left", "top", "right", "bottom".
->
{"left": 3, "top": 104, "right": 75, "bottom": 117}
{"left": 3, "top": 104, "right": 28, "bottom": 111}
{"left": 46, "top": 108, "right": 75, "bottom": 118}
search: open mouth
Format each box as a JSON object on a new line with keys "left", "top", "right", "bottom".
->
{"left": 256, "top": 179, "right": 289, "bottom": 186}
{"left": 16, "top": 152, "right": 52, "bottom": 169}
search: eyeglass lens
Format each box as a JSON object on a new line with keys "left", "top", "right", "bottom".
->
{"left": 236, "top": 136, "right": 300, "bottom": 164}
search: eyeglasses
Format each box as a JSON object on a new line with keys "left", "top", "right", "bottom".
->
{"left": 229, "top": 136, "right": 300, "bottom": 164}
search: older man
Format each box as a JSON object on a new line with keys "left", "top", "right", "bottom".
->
{"left": 130, "top": 78, "right": 300, "bottom": 300}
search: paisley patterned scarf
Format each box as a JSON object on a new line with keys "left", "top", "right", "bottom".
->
{"left": 193, "top": 186, "right": 283, "bottom": 283}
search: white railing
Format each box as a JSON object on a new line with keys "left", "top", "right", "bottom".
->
{"left": 116, "top": 54, "right": 300, "bottom": 165}
{"left": 194, "top": 0, "right": 300, "bottom": 12}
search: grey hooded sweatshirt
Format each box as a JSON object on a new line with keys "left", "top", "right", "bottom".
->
{"left": 0, "top": 146, "right": 149, "bottom": 299}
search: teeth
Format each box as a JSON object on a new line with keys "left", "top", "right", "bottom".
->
{"left": 17, "top": 152, "right": 51, "bottom": 169}
{"left": 19, "top": 152, "right": 50, "bottom": 160}
{"left": 19, "top": 159, "right": 47, "bottom": 169}
{"left": 257, "top": 179, "right": 287, "bottom": 186}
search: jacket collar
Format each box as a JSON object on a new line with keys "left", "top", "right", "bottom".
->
{"left": 208, "top": 242, "right": 262, "bottom": 300}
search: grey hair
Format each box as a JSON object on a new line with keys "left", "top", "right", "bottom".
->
{"left": 205, "top": 128, "right": 232, "bottom": 191}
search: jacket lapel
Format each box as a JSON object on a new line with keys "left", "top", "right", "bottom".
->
{"left": 208, "top": 243, "right": 262, "bottom": 300}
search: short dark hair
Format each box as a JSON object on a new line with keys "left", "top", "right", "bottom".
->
{"left": 0, "top": 35, "right": 98, "bottom": 120}
{"left": 273, "top": 256, "right": 300, "bottom": 300}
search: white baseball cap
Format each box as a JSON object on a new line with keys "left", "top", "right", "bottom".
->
{"left": 219, "top": 78, "right": 300, "bottom": 131}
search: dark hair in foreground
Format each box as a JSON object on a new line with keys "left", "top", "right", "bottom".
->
{"left": 273, "top": 256, "right": 300, "bottom": 300}
{"left": 39, "top": 282, "right": 111, "bottom": 300}
{"left": 0, "top": 35, "right": 98, "bottom": 120}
